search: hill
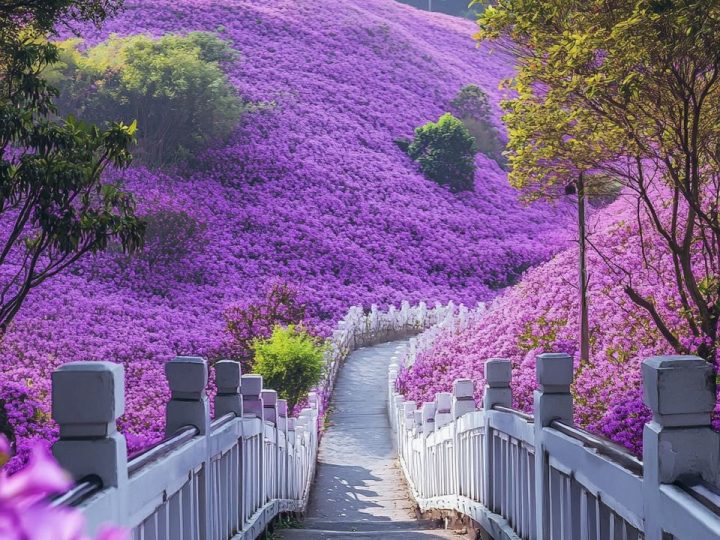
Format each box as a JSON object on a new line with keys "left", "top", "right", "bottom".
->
{"left": 0, "top": 0, "right": 567, "bottom": 469}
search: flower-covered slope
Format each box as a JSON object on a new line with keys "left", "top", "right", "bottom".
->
{"left": 396, "top": 194, "right": 720, "bottom": 455}
{"left": 0, "top": 0, "right": 569, "bottom": 470}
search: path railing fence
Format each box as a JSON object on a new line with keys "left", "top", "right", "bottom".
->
{"left": 50, "top": 301, "right": 452, "bottom": 539}
{"left": 388, "top": 353, "right": 720, "bottom": 540}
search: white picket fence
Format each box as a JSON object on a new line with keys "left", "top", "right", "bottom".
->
{"left": 50, "top": 301, "right": 453, "bottom": 538}
{"left": 389, "top": 353, "right": 720, "bottom": 540}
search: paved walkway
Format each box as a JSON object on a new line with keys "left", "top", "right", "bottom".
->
{"left": 278, "top": 340, "right": 458, "bottom": 539}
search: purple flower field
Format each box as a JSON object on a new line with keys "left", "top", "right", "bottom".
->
{"left": 0, "top": 0, "right": 569, "bottom": 471}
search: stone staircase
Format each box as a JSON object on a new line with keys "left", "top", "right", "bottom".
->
{"left": 276, "top": 341, "right": 462, "bottom": 540}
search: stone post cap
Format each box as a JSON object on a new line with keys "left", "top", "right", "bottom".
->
{"left": 486, "top": 359, "right": 512, "bottom": 388}
{"left": 308, "top": 392, "right": 319, "bottom": 409}
{"left": 165, "top": 357, "right": 207, "bottom": 399}
{"left": 435, "top": 392, "right": 452, "bottom": 414}
{"left": 422, "top": 402, "right": 436, "bottom": 422}
{"left": 278, "top": 399, "right": 288, "bottom": 417}
{"left": 453, "top": 379, "right": 474, "bottom": 399}
{"left": 52, "top": 362, "right": 125, "bottom": 427}
{"left": 536, "top": 353, "right": 573, "bottom": 392}
{"left": 215, "top": 360, "right": 241, "bottom": 393}
{"left": 241, "top": 375, "right": 263, "bottom": 396}
{"left": 643, "top": 356, "right": 715, "bottom": 422}
{"left": 403, "top": 401, "right": 417, "bottom": 418}
{"left": 261, "top": 389, "right": 278, "bottom": 406}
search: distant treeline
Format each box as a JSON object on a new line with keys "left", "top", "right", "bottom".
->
{"left": 396, "top": 0, "right": 487, "bottom": 19}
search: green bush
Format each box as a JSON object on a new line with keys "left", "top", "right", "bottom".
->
{"left": 405, "top": 113, "right": 477, "bottom": 192}
{"left": 251, "top": 325, "right": 325, "bottom": 410}
{"left": 449, "top": 84, "right": 506, "bottom": 168}
{"left": 49, "top": 32, "right": 244, "bottom": 166}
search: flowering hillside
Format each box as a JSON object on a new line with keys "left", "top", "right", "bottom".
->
{"left": 0, "top": 0, "right": 568, "bottom": 470}
{"left": 396, "top": 193, "right": 720, "bottom": 455}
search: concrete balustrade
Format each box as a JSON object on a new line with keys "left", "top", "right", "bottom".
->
{"left": 47, "top": 302, "right": 469, "bottom": 539}
{"left": 389, "top": 352, "right": 720, "bottom": 540}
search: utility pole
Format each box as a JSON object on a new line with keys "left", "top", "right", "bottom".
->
{"left": 577, "top": 173, "right": 590, "bottom": 365}
{"left": 428, "top": 0, "right": 432, "bottom": 11}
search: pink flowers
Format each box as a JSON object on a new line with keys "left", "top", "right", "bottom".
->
{"left": 0, "top": 436, "right": 126, "bottom": 540}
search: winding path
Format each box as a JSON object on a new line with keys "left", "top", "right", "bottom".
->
{"left": 279, "top": 340, "right": 458, "bottom": 539}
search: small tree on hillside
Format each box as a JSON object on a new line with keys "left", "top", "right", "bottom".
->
{"left": 403, "top": 113, "right": 477, "bottom": 192}
{"left": 223, "top": 282, "right": 308, "bottom": 369}
{"left": 450, "top": 84, "right": 506, "bottom": 168}
{"left": 251, "top": 325, "right": 326, "bottom": 411}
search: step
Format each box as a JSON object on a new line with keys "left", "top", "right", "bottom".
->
{"left": 276, "top": 530, "right": 462, "bottom": 539}
{"left": 300, "top": 519, "right": 440, "bottom": 531}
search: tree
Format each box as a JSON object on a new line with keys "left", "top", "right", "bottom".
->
{"left": 404, "top": 113, "right": 477, "bottom": 192}
{"left": 223, "top": 282, "right": 308, "bottom": 369}
{"left": 251, "top": 325, "right": 325, "bottom": 411}
{"left": 50, "top": 32, "right": 244, "bottom": 165}
{"left": 449, "top": 84, "right": 506, "bottom": 168}
{"left": 0, "top": 0, "right": 144, "bottom": 331}
{"left": 476, "top": 0, "right": 720, "bottom": 363}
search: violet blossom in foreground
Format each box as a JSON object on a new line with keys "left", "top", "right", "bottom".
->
{"left": 0, "top": 435, "right": 126, "bottom": 540}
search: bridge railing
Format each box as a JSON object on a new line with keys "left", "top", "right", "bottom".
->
{"left": 49, "top": 300, "right": 451, "bottom": 539}
{"left": 389, "top": 354, "right": 720, "bottom": 540}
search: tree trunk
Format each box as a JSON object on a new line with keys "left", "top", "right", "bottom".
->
{"left": 578, "top": 173, "right": 590, "bottom": 365}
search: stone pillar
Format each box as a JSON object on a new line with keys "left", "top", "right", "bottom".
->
{"left": 277, "top": 399, "right": 288, "bottom": 432}
{"left": 241, "top": 375, "right": 264, "bottom": 420}
{"left": 483, "top": 358, "right": 512, "bottom": 411}
{"left": 262, "top": 390, "right": 278, "bottom": 426}
{"left": 214, "top": 360, "right": 242, "bottom": 418}
{"left": 52, "top": 362, "right": 128, "bottom": 490}
{"left": 165, "top": 356, "right": 210, "bottom": 436}
{"left": 642, "top": 355, "right": 719, "bottom": 539}
{"left": 452, "top": 379, "right": 476, "bottom": 419}
{"left": 413, "top": 409, "right": 423, "bottom": 437}
{"left": 434, "top": 392, "right": 452, "bottom": 429}
{"left": 403, "top": 401, "right": 417, "bottom": 431}
{"left": 421, "top": 402, "right": 436, "bottom": 436}
{"left": 483, "top": 358, "right": 513, "bottom": 511}
{"left": 533, "top": 352, "right": 573, "bottom": 540}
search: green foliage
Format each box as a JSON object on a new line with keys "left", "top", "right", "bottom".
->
{"left": 251, "top": 325, "right": 326, "bottom": 410}
{"left": 450, "top": 84, "right": 506, "bottom": 168}
{"left": 0, "top": 1, "right": 144, "bottom": 329}
{"left": 224, "top": 283, "right": 308, "bottom": 369}
{"left": 405, "top": 113, "right": 477, "bottom": 192}
{"left": 50, "top": 32, "right": 244, "bottom": 165}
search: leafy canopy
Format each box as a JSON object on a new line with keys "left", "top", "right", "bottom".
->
{"left": 0, "top": 0, "right": 144, "bottom": 330}
{"left": 251, "top": 325, "right": 325, "bottom": 411}
{"left": 475, "top": 0, "right": 720, "bottom": 360}
{"left": 405, "top": 113, "right": 477, "bottom": 192}
{"left": 50, "top": 32, "right": 244, "bottom": 165}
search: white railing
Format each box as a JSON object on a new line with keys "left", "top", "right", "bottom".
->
{"left": 389, "top": 353, "right": 720, "bottom": 540}
{"left": 49, "top": 301, "right": 452, "bottom": 538}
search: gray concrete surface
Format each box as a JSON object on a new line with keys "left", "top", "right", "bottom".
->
{"left": 277, "top": 341, "right": 458, "bottom": 539}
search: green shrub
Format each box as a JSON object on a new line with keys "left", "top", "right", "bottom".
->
{"left": 251, "top": 325, "right": 325, "bottom": 410}
{"left": 49, "top": 32, "right": 244, "bottom": 166}
{"left": 405, "top": 113, "right": 477, "bottom": 192}
{"left": 449, "top": 84, "right": 506, "bottom": 168}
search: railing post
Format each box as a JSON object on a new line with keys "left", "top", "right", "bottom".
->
{"left": 278, "top": 399, "right": 288, "bottom": 500}
{"left": 533, "top": 352, "right": 573, "bottom": 540}
{"left": 262, "top": 390, "right": 278, "bottom": 426}
{"left": 642, "top": 355, "right": 719, "bottom": 539}
{"left": 165, "top": 356, "right": 210, "bottom": 436}
{"left": 52, "top": 362, "right": 128, "bottom": 524}
{"left": 434, "top": 392, "right": 452, "bottom": 429}
{"left": 242, "top": 375, "right": 264, "bottom": 419}
{"left": 421, "top": 402, "right": 436, "bottom": 436}
{"left": 452, "top": 379, "right": 476, "bottom": 500}
{"left": 483, "top": 358, "right": 512, "bottom": 510}
{"left": 214, "top": 360, "right": 243, "bottom": 417}
{"left": 241, "top": 375, "right": 264, "bottom": 510}
{"left": 452, "top": 379, "right": 475, "bottom": 419}
{"left": 262, "top": 389, "right": 278, "bottom": 502}
{"left": 165, "top": 356, "right": 211, "bottom": 539}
